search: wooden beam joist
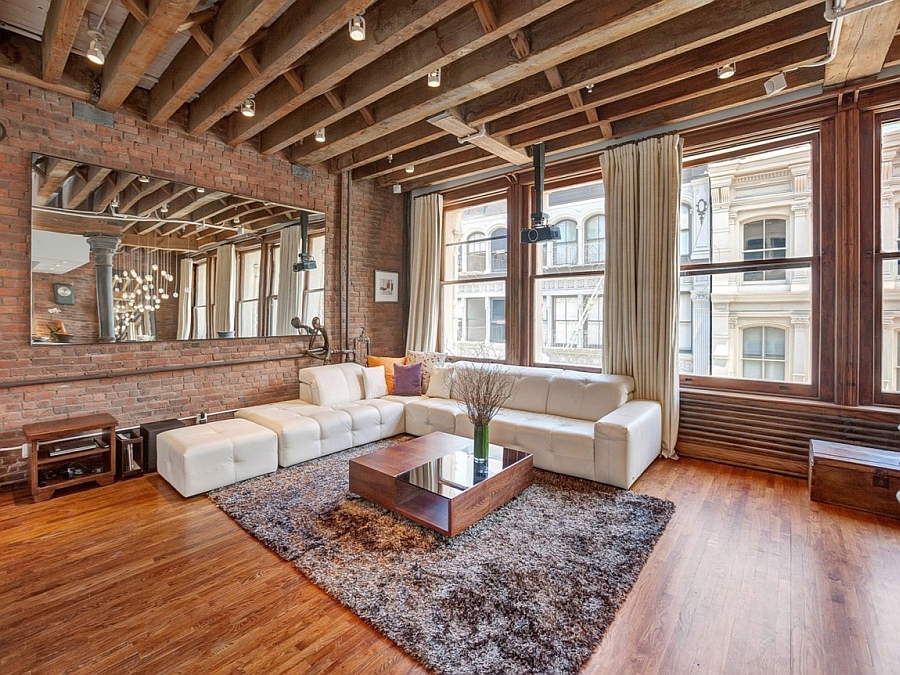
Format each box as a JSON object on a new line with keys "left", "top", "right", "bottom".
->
{"left": 41, "top": 0, "right": 90, "bottom": 84}
{"left": 98, "top": 0, "right": 197, "bottom": 112}
{"left": 226, "top": 0, "right": 472, "bottom": 146}
{"left": 292, "top": 0, "right": 745, "bottom": 166}
{"left": 258, "top": 0, "right": 579, "bottom": 156}
{"left": 824, "top": 0, "right": 900, "bottom": 87}
{"left": 148, "top": 0, "right": 286, "bottom": 126}
{"left": 186, "top": 0, "right": 370, "bottom": 135}
{"left": 0, "top": 28, "right": 95, "bottom": 102}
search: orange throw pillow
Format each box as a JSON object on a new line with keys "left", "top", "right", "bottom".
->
{"left": 366, "top": 356, "right": 407, "bottom": 394}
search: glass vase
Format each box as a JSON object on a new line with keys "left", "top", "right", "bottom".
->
{"left": 473, "top": 425, "right": 490, "bottom": 463}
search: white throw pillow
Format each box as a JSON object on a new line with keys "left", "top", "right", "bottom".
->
{"left": 406, "top": 350, "right": 448, "bottom": 394}
{"left": 426, "top": 366, "right": 452, "bottom": 399}
{"left": 363, "top": 366, "right": 389, "bottom": 399}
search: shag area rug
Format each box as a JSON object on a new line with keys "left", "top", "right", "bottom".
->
{"left": 210, "top": 435, "right": 674, "bottom": 675}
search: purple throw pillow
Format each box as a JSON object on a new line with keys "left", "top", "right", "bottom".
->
{"left": 392, "top": 361, "right": 423, "bottom": 396}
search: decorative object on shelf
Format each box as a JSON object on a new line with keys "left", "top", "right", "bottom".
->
{"left": 450, "top": 363, "right": 512, "bottom": 464}
{"left": 374, "top": 270, "right": 398, "bottom": 302}
{"left": 53, "top": 282, "right": 75, "bottom": 305}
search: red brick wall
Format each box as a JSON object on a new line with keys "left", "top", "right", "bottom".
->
{"left": 0, "top": 78, "right": 406, "bottom": 486}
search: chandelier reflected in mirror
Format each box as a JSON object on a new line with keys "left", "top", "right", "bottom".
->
{"left": 113, "top": 248, "right": 179, "bottom": 341}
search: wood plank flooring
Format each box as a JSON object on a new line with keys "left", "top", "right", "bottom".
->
{"left": 1, "top": 457, "right": 898, "bottom": 674}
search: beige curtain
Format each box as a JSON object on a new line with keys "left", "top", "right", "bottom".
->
{"left": 275, "top": 226, "right": 304, "bottom": 335}
{"left": 213, "top": 243, "right": 236, "bottom": 337}
{"left": 600, "top": 134, "right": 682, "bottom": 457}
{"left": 175, "top": 257, "right": 193, "bottom": 340}
{"left": 406, "top": 193, "right": 443, "bottom": 351}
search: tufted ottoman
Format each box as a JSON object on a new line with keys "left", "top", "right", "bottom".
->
{"left": 156, "top": 418, "right": 278, "bottom": 497}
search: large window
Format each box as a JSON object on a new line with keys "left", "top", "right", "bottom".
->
{"left": 236, "top": 248, "right": 261, "bottom": 337}
{"left": 679, "top": 139, "right": 815, "bottom": 393}
{"left": 878, "top": 119, "right": 900, "bottom": 397}
{"left": 441, "top": 200, "right": 508, "bottom": 359}
{"left": 533, "top": 180, "right": 605, "bottom": 367}
{"left": 192, "top": 259, "right": 209, "bottom": 339}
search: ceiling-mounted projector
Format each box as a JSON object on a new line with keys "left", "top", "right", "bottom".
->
{"left": 520, "top": 142, "right": 558, "bottom": 244}
{"left": 520, "top": 225, "right": 560, "bottom": 243}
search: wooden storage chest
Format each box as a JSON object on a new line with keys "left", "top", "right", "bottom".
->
{"left": 809, "top": 440, "right": 900, "bottom": 519}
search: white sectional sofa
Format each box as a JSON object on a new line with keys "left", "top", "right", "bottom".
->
{"left": 233, "top": 361, "right": 662, "bottom": 490}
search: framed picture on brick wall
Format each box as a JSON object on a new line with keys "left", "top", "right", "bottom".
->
{"left": 375, "top": 270, "right": 398, "bottom": 302}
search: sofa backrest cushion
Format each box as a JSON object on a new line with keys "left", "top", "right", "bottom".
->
{"left": 448, "top": 364, "right": 559, "bottom": 415}
{"left": 299, "top": 363, "right": 366, "bottom": 405}
{"left": 546, "top": 372, "right": 634, "bottom": 421}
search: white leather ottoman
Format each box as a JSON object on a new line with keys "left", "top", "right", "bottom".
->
{"left": 156, "top": 418, "right": 278, "bottom": 497}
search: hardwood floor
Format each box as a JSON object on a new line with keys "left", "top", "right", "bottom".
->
{"left": 1, "top": 457, "right": 898, "bottom": 675}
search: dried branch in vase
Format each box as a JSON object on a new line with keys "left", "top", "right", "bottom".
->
{"left": 450, "top": 363, "right": 513, "bottom": 427}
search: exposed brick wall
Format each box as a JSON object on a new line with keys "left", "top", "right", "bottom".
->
{"left": 0, "top": 78, "right": 406, "bottom": 486}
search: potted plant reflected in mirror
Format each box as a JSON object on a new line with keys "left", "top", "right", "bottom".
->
{"left": 46, "top": 309, "right": 74, "bottom": 343}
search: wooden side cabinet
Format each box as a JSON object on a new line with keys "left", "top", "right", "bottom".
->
{"left": 23, "top": 413, "right": 118, "bottom": 502}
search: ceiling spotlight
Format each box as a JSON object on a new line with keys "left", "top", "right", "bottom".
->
{"left": 348, "top": 12, "right": 366, "bottom": 41}
{"left": 87, "top": 30, "right": 105, "bottom": 65}
{"left": 392, "top": 184, "right": 402, "bottom": 194}
{"left": 405, "top": 165, "right": 415, "bottom": 174}
{"left": 315, "top": 128, "right": 326, "bottom": 142}
{"left": 240, "top": 95, "right": 256, "bottom": 117}
{"left": 138, "top": 175, "right": 150, "bottom": 183}
{"left": 196, "top": 186, "right": 205, "bottom": 193}
{"left": 427, "top": 68, "right": 441, "bottom": 88}
{"left": 717, "top": 63, "right": 736, "bottom": 80}
{"left": 387, "top": 154, "right": 393, "bottom": 163}
{"left": 160, "top": 203, "right": 169, "bottom": 214}
{"left": 585, "top": 84, "right": 594, "bottom": 94}
{"left": 233, "top": 216, "right": 240, "bottom": 224}
{"left": 764, "top": 72, "right": 787, "bottom": 96}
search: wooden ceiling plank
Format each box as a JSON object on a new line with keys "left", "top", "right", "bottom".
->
{"left": 258, "top": 0, "right": 578, "bottom": 155}
{"left": 473, "top": 0, "right": 500, "bottom": 32}
{"left": 282, "top": 69, "right": 304, "bottom": 95}
{"left": 324, "top": 89, "right": 345, "bottom": 112}
{"left": 374, "top": 147, "right": 495, "bottom": 185}
{"left": 98, "top": 0, "right": 198, "bottom": 112}
{"left": 36, "top": 158, "right": 79, "bottom": 206}
{"left": 349, "top": 135, "right": 475, "bottom": 179}
{"left": 119, "top": 0, "right": 149, "bottom": 25}
{"left": 509, "top": 35, "right": 829, "bottom": 146}
{"left": 65, "top": 166, "right": 113, "bottom": 210}
{"left": 824, "top": 1, "right": 900, "bottom": 87}
{"left": 292, "top": 0, "right": 732, "bottom": 165}
{"left": 0, "top": 28, "right": 95, "bottom": 102}
{"left": 42, "top": 0, "right": 90, "bottom": 84}
{"left": 189, "top": 26, "right": 214, "bottom": 56}
{"left": 227, "top": 0, "right": 473, "bottom": 146}
{"left": 359, "top": 106, "right": 376, "bottom": 126}
{"left": 462, "top": 0, "right": 823, "bottom": 128}
{"left": 487, "top": 6, "right": 827, "bottom": 138}
{"left": 149, "top": 0, "right": 286, "bottom": 125}
{"left": 186, "top": 0, "right": 371, "bottom": 135}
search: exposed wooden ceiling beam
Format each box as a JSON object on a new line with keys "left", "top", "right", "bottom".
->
{"left": 824, "top": 0, "right": 900, "bottom": 88}
{"left": 226, "top": 0, "right": 472, "bottom": 146}
{"left": 428, "top": 110, "right": 530, "bottom": 165}
{"left": 258, "top": 0, "right": 578, "bottom": 155}
{"left": 374, "top": 147, "right": 494, "bottom": 185}
{"left": 119, "top": 0, "right": 149, "bottom": 25}
{"left": 177, "top": 7, "right": 218, "bottom": 33}
{"left": 94, "top": 172, "right": 139, "bottom": 213}
{"left": 186, "top": 0, "right": 371, "bottom": 135}
{"left": 292, "top": 0, "right": 727, "bottom": 165}
{"left": 330, "top": 0, "right": 821, "bottom": 174}
{"left": 35, "top": 158, "right": 79, "bottom": 206}
{"left": 98, "top": 0, "right": 197, "bottom": 112}
{"left": 349, "top": 135, "right": 475, "bottom": 179}
{"left": 41, "top": 0, "right": 90, "bottom": 84}
{"left": 64, "top": 166, "right": 112, "bottom": 210}
{"left": 148, "top": 0, "right": 287, "bottom": 126}
{"left": 121, "top": 233, "right": 198, "bottom": 252}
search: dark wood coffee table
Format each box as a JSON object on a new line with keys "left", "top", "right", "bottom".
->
{"left": 349, "top": 432, "right": 533, "bottom": 537}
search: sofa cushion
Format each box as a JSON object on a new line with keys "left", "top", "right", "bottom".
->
{"left": 405, "top": 398, "right": 462, "bottom": 437}
{"left": 299, "top": 362, "right": 365, "bottom": 405}
{"left": 546, "top": 372, "right": 634, "bottom": 421}
{"left": 367, "top": 355, "right": 407, "bottom": 394}
{"left": 393, "top": 362, "right": 423, "bottom": 396}
{"left": 362, "top": 366, "right": 388, "bottom": 399}
{"left": 497, "top": 366, "right": 559, "bottom": 415}
{"left": 406, "top": 350, "right": 447, "bottom": 394}
{"left": 426, "top": 366, "right": 452, "bottom": 399}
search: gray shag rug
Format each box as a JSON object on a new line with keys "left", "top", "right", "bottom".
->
{"left": 210, "top": 435, "right": 674, "bottom": 675}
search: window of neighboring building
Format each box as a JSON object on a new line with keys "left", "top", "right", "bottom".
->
{"left": 679, "top": 138, "right": 815, "bottom": 394}
{"left": 680, "top": 203, "right": 692, "bottom": 258}
{"left": 236, "top": 248, "right": 261, "bottom": 337}
{"left": 490, "top": 227, "right": 507, "bottom": 273}
{"left": 533, "top": 179, "right": 605, "bottom": 368}
{"left": 466, "top": 232, "right": 487, "bottom": 273}
{"left": 584, "top": 214, "right": 605, "bottom": 265}
{"left": 743, "top": 218, "right": 787, "bottom": 281}
{"left": 192, "top": 259, "right": 208, "bottom": 339}
{"left": 441, "top": 199, "right": 508, "bottom": 360}
{"left": 742, "top": 326, "right": 786, "bottom": 380}
{"left": 552, "top": 218, "right": 578, "bottom": 266}
{"left": 877, "top": 118, "right": 900, "bottom": 398}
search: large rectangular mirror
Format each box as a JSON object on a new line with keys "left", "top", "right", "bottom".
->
{"left": 30, "top": 153, "right": 325, "bottom": 345}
